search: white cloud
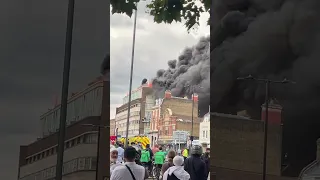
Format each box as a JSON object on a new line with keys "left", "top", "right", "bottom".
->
{"left": 110, "top": 2, "right": 209, "bottom": 118}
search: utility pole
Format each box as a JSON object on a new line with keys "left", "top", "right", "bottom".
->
{"left": 189, "top": 85, "right": 202, "bottom": 146}
{"left": 55, "top": 0, "right": 75, "bottom": 179}
{"left": 125, "top": 3, "right": 138, "bottom": 147}
{"left": 237, "top": 75, "right": 295, "bottom": 180}
{"left": 191, "top": 87, "right": 195, "bottom": 144}
{"left": 262, "top": 80, "right": 269, "bottom": 180}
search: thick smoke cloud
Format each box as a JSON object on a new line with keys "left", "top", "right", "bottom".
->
{"left": 100, "top": 53, "right": 110, "bottom": 75}
{"left": 152, "top": 37, "right": 210, "bottom": 116}
{"left": 211, "top": 0, "right": 320, "bottom": 176}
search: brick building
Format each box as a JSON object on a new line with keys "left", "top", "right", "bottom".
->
{"left": 210, "top": 101, "right": 297, "bottom": 180}
{"left": 157, "top": 90, "right": 199, "bottom": 145}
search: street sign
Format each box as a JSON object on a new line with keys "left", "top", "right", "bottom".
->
{"left": 173, "top": 131, "right": 188, "bottom": 143}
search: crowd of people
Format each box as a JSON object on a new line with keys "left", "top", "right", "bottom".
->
{"left": 110, "top": 142, "right": 210, "bottom": 180}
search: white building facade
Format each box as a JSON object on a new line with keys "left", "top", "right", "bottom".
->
{"left": 142, "top": 94, "right": 155, "bottom": 135}
{"left": 199, "top": 112, "right": 210, "bottom": 149}
{"left": 115, "top": 102, "right": 141, "bottom": 137}
{"left": 148, "top": 98, "right": 163, "bottom": 147}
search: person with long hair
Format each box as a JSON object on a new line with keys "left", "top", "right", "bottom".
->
{"left": 161, "top": 150, "right": 176, "bottom": 177}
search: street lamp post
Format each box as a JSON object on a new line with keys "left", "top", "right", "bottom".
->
{"left": 125, "top": 3, "right": 138, "bottom": 147}
{"left": 191, "top": 88, "right": 195, "bottom": 143}
{"left": 237, "top": 75, "right": 295, "bottom": 180}
{"left": 55, "top": 0, "right": 75, "bottom": 179}
{"left": 186, "top": 85, "right": 203, "bottom": 146}
{"left": 81, "top": 124, "right": 109, "bottom": 180}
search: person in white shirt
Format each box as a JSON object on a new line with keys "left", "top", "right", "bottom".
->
{"left": 110, "top": 147, "right": 122, "bottom": 175}
{"left": 163, "top": 156, "right": 190, "bottom": 180}
{"left": 111, "top": 146, "right": 147, "bottom": 180}
{"left": 117, "top": 143, "right": 124, "bottom": 163}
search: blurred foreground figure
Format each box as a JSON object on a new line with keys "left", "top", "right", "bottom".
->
{"left": 111, "top": 147, "right": 148, "bottom": 180}
{"left": 184, "top": 145, "right": 207, "bottom": 180}
{"left": 110, "top": 147, "right": 122, "bottom": 175}
{"left": 163, "top": 156, "right": 190, "bottom": 180}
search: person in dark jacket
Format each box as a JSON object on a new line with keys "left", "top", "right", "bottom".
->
{"left": 184, "top": 145, "right": 207, "bottom": 180}
{"left": 146, "top": 144, "right": 154, "bottom": 174}
{"left": 201, "top": 152, "right": 210, "bottom": 179}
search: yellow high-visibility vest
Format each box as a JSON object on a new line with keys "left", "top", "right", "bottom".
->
{"left": 183, "top": 149, "right": 188, "bottom": 157}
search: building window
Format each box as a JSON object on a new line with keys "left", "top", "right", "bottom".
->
{"left": 77, "top": 136, "right": 82, "bottom": 144}
{"left": 78, "top": 157, "right": 85, "bottom": 170}
{"left": 85, "top": 157, "right": 91, "bottom": 169}
{"left": 70, "top": 158, "right": 78, "bottom": 172}
{"left": 203, "top": 131, "right": 205, "bottom": 138}
{"left": 70, "top": 139, "right": 75, "bottom": 147}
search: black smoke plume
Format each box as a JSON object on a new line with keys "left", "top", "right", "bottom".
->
{"left": 211, "top": 0, "right": 320, "bottom": 176}
{"left": 152, "top": 37, "right": 210, "bottom": 116}
{"left": 100, "top": 53, "right": 110, "bottom": 75}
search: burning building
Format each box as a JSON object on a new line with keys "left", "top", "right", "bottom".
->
{"left": 152, "top": 36, "right": 210, "bottom": 117}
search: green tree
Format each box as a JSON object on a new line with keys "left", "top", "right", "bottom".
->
{"left": 110, "top": 0, "right": 210, "bottom": 31}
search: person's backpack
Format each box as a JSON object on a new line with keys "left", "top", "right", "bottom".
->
{"left": 154, "top": 152, "right": 165, "bottom": 164}
{"left": 167, "top": 173, "right": 180, "bottom": 180}
{"left": 140, "top": 149, "right": 150, "bottom": 163}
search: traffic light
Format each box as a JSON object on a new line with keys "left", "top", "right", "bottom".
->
{"left": 190, "top": 136, "right": 194, "bottom": 141}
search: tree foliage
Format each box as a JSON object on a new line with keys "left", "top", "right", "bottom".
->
{"left": 110, "top": 0, "right": 211, "bottom": 31}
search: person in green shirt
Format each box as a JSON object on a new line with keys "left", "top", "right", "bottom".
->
{"left": 140, "top": 148, "right": 151, "bottom": 169}
{"left": 154, "top": 147, "right": 166, "bottom": 169}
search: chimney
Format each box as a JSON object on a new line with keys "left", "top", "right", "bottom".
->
{"left": 164, "top": 90, "right": 172, "bottom": 99}
{"left": 192, "top": 93, "right": 198, "bottom": 102}
{"left": 261, "top": 99, "right": 282, "bottom": 125}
